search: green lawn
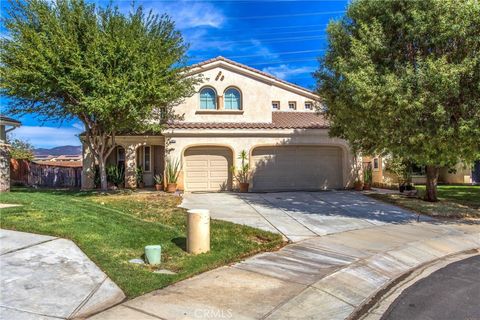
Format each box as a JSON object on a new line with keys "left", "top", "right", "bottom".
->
{"left": 415, "top": 185, "right": 480, "bottom": 209}
{"left": 0, "top": 188, "right": 284, "bottom": 298}
{"left": 368, "top": 185, "right": 480, "bottom": 219}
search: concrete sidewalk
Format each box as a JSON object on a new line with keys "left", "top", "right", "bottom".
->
{"left": 0, "top": 229, "right": 125, "bottom": 320}
{"left": 90, "top": 221, "right": 479, "bottom": 320}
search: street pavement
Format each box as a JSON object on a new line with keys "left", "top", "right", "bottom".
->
{"left": 380, "top": 255, "right": 480, "bottom": 320}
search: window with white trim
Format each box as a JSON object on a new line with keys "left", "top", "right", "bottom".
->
{"left": 272, "top": 101, "right": 280, "bottom": 110}
{"left": 288, "top": 101, "right": 297, "bottom": 110}
{"left": 305, "top": 102, "right": 313, "bottom": 110}
{"left": 143, "top": 146, "right": 151, "bottom": 172}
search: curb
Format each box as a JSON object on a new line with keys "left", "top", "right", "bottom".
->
{"left": 356, "top": 250, "right": 480, "bottom": 320}
{"left": 323, "top": 233, "right": 480, "bottom": 320}
{"left": 266, "top": 230, "right": 480, "bottom": 320}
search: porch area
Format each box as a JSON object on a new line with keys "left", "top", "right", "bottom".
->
{"left": 82, "top": 136, "right": 165, "bottom": 189}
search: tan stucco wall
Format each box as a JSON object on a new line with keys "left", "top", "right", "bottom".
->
{"left": 439, "top": 163, "right": 472, "bottom": 184}
{"left": 175, "top": 64, "right": 318, "bottom": 123}
{"left": 363, "top": 155, "right": 473, "bottom": 187}
{"left": 362, "top": 156, "right": 397, "bottom": 185}
{"left": 165, "top": 128, "right": 354, "bottom": 191}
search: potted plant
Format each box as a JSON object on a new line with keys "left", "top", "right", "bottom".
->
{"left": 166, "top": 158, "right": 181, "bottom": 193}
{"left": 363, "top": 164, "right": 373, "bottom": 190}
{"left": 153, "top": 174, "right": 163, "bottom": 191}
{"left": 231, "top": 150, "right": 250, "bottom": 193}
{"left": 136, "top": 166, "right": 144, "bottom": 188}
{"left": 354, "top": 178, "right": 364, "bottom": 191}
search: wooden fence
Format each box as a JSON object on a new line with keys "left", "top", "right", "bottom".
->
{"left": 10, "top": 159, "right": 82, "bottom": 188}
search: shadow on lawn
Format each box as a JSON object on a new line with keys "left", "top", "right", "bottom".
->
{"left": 10, "top": 186, "right": 135, "bottom": 198}
{"left": 171, "top": 237, "right": 187, "bottom": 251}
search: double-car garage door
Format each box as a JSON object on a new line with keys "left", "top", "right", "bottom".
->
{"left": 251, "top": 146, "right": 343, "bottom": 191}
{"left": 183, "top": 146, "right": 343, "bottom": 192}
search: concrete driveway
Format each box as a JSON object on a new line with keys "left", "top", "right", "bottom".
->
{"left": 181, "top": 190, "right": 429, "bottom": 242}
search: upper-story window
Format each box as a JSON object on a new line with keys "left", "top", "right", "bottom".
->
{"left": 305, "top": 102, "right": 313, "bottom": 110}
{"left": 272, "top": 101, "right": 280, "bottom": 110}
{"left": 289, "top": 101, "right": 297, "bottom": 110}
{"left": 224, "top": 88, "right": 241, "bottom": 110}
{"left": 199, "top": 87, "right": 217, "bottom": 110}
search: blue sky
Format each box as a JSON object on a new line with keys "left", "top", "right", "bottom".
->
{"left": 1, "top": 0, "right": 348, "bottom": 148}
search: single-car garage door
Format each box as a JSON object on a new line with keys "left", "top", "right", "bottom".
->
{"left": 252, "top": 146, "right": 343, "bottom": 191}
{"left": 184, "top": 147, "right": 232, "bottom": 192}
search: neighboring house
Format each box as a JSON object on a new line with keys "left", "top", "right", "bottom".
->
{"left": 0, "top": 116, "right": 21, "bottom": 192}
{"left": 33, "top": 154, "right": 82, "bottom": 163}
{"left": 81, "top": 57, "right": 355, "bottom": 191}
{"left": 363, "top": 155, "right": 476, "bottom": 187}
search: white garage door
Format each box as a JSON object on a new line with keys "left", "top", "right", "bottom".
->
{"left": 252, "top": 146, "right": 343, "bottom": 191}
{"left": 184, "top": 147, "right": 232, "bottom": 192}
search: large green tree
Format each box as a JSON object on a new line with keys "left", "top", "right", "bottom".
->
{"left": 1, "top": 0, "right": 197, "bottom": 190}
{"left": 7, "top": 135, "right": 34, "bottom": 161}
{"left": 316, "top": 0, "right": 480, "bottom": 201}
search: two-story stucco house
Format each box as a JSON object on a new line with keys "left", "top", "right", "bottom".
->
{"left": 81, "top": 57, "right": 355, "bottom": 192}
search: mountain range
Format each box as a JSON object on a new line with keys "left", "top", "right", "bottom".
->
{"left": 34, "top": 145, "right": 82, "bottom": 156}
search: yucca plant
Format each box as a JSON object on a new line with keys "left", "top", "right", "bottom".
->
{"left": 231, "top": 150, "right": 250, "bottom": 184}
{"left": 230, "top": 150, "right": 251, "bottom": 192}
{"left": 166, "top": 158, "right": 181, "bottom": 184}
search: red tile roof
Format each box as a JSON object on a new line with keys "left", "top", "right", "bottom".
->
{"left": 169, "top": 112, "right": 329, "bottom": 130}
{"left": 34, "top": 161, "right": 83, "bottom": 168}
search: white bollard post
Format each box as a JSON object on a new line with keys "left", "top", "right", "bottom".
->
{"left": 187, "top": 209, "right": 210, "bottom": 254}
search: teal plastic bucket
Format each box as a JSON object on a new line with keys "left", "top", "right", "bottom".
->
{"left": 145, "top": 245, "right": 161, "bottom": 265}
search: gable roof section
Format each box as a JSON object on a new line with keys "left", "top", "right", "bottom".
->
{"left": 188, "top": 56, "right": 318, "bottom": 98}
{"left": 0, "top": 116, "right": 21, "bottom": 126}
{"left": 169, "top": 112, "right": 329, "bottom": 130}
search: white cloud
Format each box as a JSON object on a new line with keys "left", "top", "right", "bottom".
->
{"left": 169, "top": 2, "right": 225, "bottom": 29}
{"left": 262, "top": 64, "right": 315, "bottom": 80}
{"left": 9, "top": 126, "right": 83, "bottom": 148}
{"left": 119, "top": 1, "right": 225, "bottom": 30}
{"left": 71, "top": 122, "right": 85, "bottom": 130}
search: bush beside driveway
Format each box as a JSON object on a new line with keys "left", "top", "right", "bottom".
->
{"left": 0, "top": 188, "right": 283, "bottom": 298}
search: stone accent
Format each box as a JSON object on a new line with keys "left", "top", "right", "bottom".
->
{"left": 124, "top": 143, "right": 138, "bottom": 189}
{"left": 0, "top": 144, "right": 11, "bottom": 192}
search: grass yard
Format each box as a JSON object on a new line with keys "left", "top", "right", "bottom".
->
{"left": 368, "top": 185, "right": 480, "bottom": 219}
{"left": 415, "top": 185, "right": 480, "bottom": 209}
{"left": 0, "top": 188, "right": 284, "bottom": 298}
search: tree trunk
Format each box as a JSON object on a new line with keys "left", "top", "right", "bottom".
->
{"left": 99, "top": 157, "right": 108, "bottom": 191}
{"left": 425, "top": 165, "right": 439, "bottom": 202}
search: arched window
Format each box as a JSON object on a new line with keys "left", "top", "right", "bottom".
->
{"left": 224, "top": 88, "right": 241, "bottom": 110}
{"left": 199, "top": 87, "right": 217, "bottom": 110}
